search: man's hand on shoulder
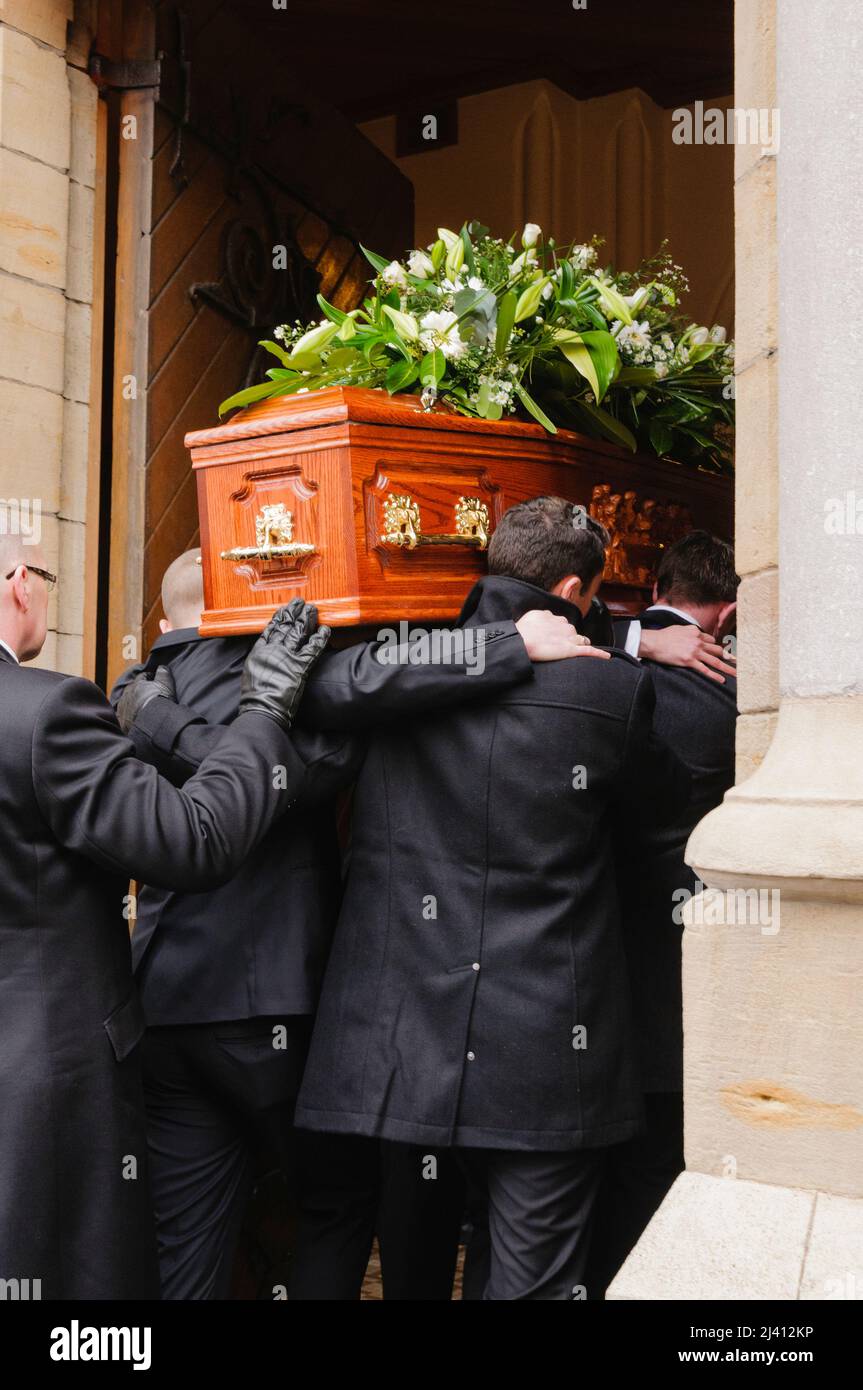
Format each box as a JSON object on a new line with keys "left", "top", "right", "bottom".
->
{"left": 639, "top": 624, "right": 736, "bottom": 683}
{"left": 515, "top": 610, "right": 610, "bottom": 662}
{"left": 239, "top": 598, "right": 331, "bottom": 729}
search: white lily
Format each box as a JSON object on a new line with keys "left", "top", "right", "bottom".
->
{"left": 623, "top": 287, "right": 650, "bottom": 313}
{"left": 709, "top": 324, "right": 727, "bottom": 343}
{"left": 407, "top": 249, "right": 435, "bottom": 279}
{"left": 521, "top": 222, "right": 542, "bottom": 248}
{"left": 380, "top": 260, "right": 407, "bottom": 289}
{"left": 419, "top": 309, "right": 467, "bottom": 360}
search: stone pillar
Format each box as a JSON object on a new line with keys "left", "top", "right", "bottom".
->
{"left": 0, "top": 0, "right": 99, "bottom": 674}
{"left": 609, "top": 0, "right": 863, "bottom": 1301}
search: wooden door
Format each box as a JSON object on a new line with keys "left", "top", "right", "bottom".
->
{"left": 141, "top": 1, "right": 413, "bottom": 656}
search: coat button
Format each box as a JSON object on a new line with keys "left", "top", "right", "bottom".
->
{"left": 472, "top": 962, "right": 480, "bottom": 971}
{"left": 466, "top": 1050, "right": 476, "bottom": 1061}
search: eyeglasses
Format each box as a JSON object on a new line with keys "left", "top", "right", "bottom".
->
{"left": 4, "top": 565, "right": 57, "bottom": 592}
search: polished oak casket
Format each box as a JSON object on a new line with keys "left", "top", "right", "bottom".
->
{"left": 188, "top": 386, "right": 732, "bottom": 635}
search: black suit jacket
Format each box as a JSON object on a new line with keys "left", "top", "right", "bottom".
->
{"left": 618, "top": 608, "right": 738, "bottom": 1091}
{"left": 0, "top": 646, "right": 302, "bottom": 1299}
{"left": 117, "top": 621, "right": 534, "bottom": 1025}
{"left": 294, "top": 577, "right": 690, "bottom": 1152}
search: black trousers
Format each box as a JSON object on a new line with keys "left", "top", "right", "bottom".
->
{"left": 585, "top": 1091, "right": 685, "bottom": 1298}
{"left": 142, "top": 1016, "right": 312, "bottom": 1300}
{"left": 289, "top": 1133, "right": 465, "bottom": 1300}
{"left": 458, "top": 1148, "right": 602, "bottom": 1300}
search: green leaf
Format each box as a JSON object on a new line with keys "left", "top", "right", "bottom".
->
{"left": 324, "top": 347, "right": 363, "bottom": 371}
{"left": 514, "top": 380, "right": 557, "bottom": 433}
{"left": 316, "top": 293, "right": 348, "bottom": 326}
{"left": 648, "top": 419, "right": 676, "bottom": 455}
{"left": 218, "top": 379, "right": 290, "bottom": 417}
{"left": 559, "top": 261, "right": 574, "bottom": 303}
{"left": 615, "top": 367, "right": 657, "bottom": 387}
{"left": 578, "top": 330, "right": 620, "bottom": 401}
{"left": 420, "top": 349, "right": 446, "bottom": 385}
{"left": 360, "top": 244, "right": 392, "bottom": 275}
{"left": 590, "top": 277, "right": 633, "bottom": 325}
{"left": 555, "top": 333, "right": 601, "bottom": 401}
{"left": 576, "top": 400, "right": 637, "bottom": 451}
{"left": 495, "top": 290, "right": 518, "bottom": 354}
{"left": 385, "top": 360, "right": 419, "bottom": 394}
{"left": 258, "top": 339, "right": 292, "bottom": 367}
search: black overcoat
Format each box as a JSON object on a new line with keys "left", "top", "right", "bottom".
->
{"left": 0, "top": 648, "right": 301, "bottom": 1298}
{"left": 294, "top": 577, "right": 690, "bottom": 1152}
{"left": 117, "top": 623, "right": 532, "bottom": 1023}
{"left": 616, "top": 608, "right": 738, "bottom": 1091}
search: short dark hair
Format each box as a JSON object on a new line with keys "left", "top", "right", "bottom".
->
{"left": 488, "top": 496, "right": 609, "bottom": 591}
{"left": 655, "top": 530, "right": 738, "bottom": 606}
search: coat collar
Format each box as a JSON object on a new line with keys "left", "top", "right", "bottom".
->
{"left": 0, "top": 637, "right": 19, "bottom": 664}
{"left": 457, "top": 574, "right": 587, "bottom": 631}
{"left": 148, "top": 626, "right": 202, "bottom": 653}
{"left": 639, "top": 604, "right": 703, "bottom": 632}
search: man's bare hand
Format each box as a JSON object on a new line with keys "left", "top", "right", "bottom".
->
{"left": 639, "top": 624, "right": 737, "bottom": 683}
{"left": 515, "top": 610, "right": 611, "bottom": 662}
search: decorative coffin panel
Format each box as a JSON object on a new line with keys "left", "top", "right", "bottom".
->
{"left": 188, "top": 386, "right": 732, "bottom": 635}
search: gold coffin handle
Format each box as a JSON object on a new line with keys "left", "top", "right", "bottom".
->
{"left": 380, "top": 494, "right": 490, "bottom": 551}
{"left": 220, "top": 503, "right": 316, "bottom": 561}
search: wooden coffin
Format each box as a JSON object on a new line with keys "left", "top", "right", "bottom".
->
{"left": 188, "top": 386, "right": 732, "bottom": 635}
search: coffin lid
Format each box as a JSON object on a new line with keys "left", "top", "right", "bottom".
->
{"left": 185, "top": 384, "right": 647, "bottom": 462}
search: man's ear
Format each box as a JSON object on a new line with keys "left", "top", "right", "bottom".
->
{"left": 159, "top": 618, "right": 171, "bottom": 634}
{"left": 552, "top": 575, "right": 582, "bottom": 604}
{"left": 715, "top": 600, "right": 737, "bottom": 641}
{"left": 652, "top": 580, "right": 659, "bottom": 603}
{"left": 11, "top": 568, "right": 31, "bottom": 613}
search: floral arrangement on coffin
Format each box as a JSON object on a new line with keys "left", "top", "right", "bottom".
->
{"left": 219, "top": 221, "right": 735, "bottom": 473}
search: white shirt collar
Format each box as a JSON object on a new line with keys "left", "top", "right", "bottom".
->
{"left": 644, "top": 603, "right": 701, "bottom": 627}
{"left": 0, "top": 636, "right": 20, "bottom": 664}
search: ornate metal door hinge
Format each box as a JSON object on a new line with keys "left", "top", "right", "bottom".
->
{"left": 88, "top": 52, "right": 163, "bottom": 95}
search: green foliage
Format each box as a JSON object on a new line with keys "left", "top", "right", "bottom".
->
{"left": 219, "top": 227, "right": 734, "bottom": 471}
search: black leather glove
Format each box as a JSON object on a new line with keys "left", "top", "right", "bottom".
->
{"left": 116, "top": 665, "right": 177, "bottom": 735}
{"left": 239, "top": 598, "right": 331, "bottom": 730}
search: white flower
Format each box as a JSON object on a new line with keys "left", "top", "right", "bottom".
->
{"left": 623, "top": 287, "right": 650, "bottom": 313}
{"left": 654, "top": 362, "right": 669, "bottom": 379}
{"left": 407, "top": 249, "right": 435, "bottom": 279}
{"left": 616, "top": 319, "right": 652, "bottom": 352}
{"left": 467, "top": 275, "right": 485, "bottom": 291}
{"left": 709, "top": 324, "right": 727, "bottom": 343}
{"left": 510, "top": 248, "right": 538, "bottom": 275}
{"left": 381, "top": 260, "right": 407, "bottom": 289}
{"left": 541, "top": 282, "right": 554, "bottom": 300}
{"left": 521, "top": 222, "right": 542, "bottom": 248}
{"left": 570, "top": 244, "right": 598, "bottom": 271}
{"left": 690, "top": 326, "right": 710, "bottom": 346}
{"left": 419, "top": 309, "right": 467, "bottom": 359}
